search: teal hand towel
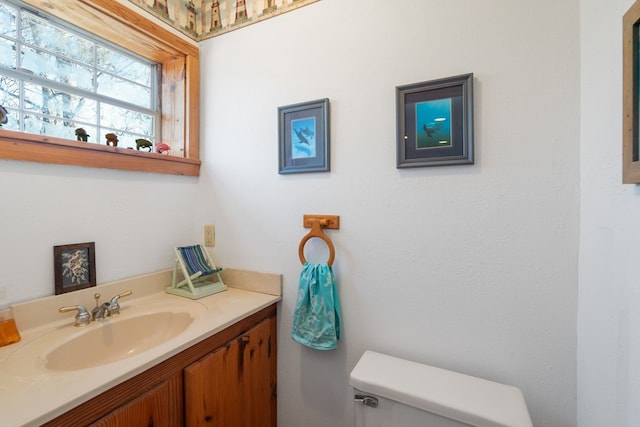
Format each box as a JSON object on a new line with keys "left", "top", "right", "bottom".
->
{"left": 291, "top": 262, "right": 342, "bottom": 350}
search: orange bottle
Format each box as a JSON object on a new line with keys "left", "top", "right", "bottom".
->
{"left": 0, "top": 288, "right": 20, "bottom": 347}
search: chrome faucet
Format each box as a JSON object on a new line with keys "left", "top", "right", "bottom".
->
{"left": 59, "top": 290, "right": 133, "bottom": 326}
{"left": 91, "top": 301, "right": 110, "bottom": 320}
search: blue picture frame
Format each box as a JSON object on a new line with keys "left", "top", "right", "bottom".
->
{"left": 278, "top": 98, "right": 330, "bottom": 174}
{"left": 397, "top": 74, "right": 474, "bottom": 168}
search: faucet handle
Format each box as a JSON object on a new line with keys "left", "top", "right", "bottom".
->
{"left": 108, "top": 290, "right": 132, "bottom": 316}
{"left": 59, "top": 305, "right": 91, "bottom": 327}
{"left": 118, "top": 290, "right": 133, "bottom": 299}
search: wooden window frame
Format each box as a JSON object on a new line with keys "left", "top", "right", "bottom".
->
{"left": 0, "top": 0, "right": 200, "bottom": 176}
{"left": 624, "top": 1, "right": 640, "bottom": 183}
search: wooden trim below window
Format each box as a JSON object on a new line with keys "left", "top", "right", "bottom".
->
{"left": 0, "top": 129, "right": 200, "bottom": 176}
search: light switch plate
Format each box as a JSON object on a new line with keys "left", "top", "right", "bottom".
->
{"left": 204, "top": 224, "right": 215, "bottom": 247}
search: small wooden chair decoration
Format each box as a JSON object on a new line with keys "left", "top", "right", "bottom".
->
{"left": 298, "top": 214, "right": 340, "bottom": 266}
{"left": 166, "top": 244, "right": 227, "bottom": 299}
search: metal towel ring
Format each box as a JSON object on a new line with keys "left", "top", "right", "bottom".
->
{"left": 298, "top": 219, "right": 336, "bottom": 266}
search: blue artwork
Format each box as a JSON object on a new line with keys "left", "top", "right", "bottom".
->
{"left": 291, "top": 117, "right": 316, "bottom": 159}
{"left": 415, "top": 98, "right": 452, "bottom": 148}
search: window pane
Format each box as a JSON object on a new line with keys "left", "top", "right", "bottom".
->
{"left": 21, "top": 46, "right": 94, "bottom": 91}
{"left": 21, "top": 11, "right": 94, "bottom": 67}
{"left": 0, "top": 74, "right": 18, "bottom": 130}
{"left": 0, "top": 2, "right": 16, "bottom": 39}
{"left": 100, "top": 103, "right": 154, "bottom": 136}
{"left": 0, "top": 74, "right": 19, "bottom": 108}
{"left": 97, "top": 73, "right": 151, "bottom": 109}
{"left": 0, "top": 37, "right": 16, "bottom": 68}
{"left": 97, "top": 45, "right": 151, "bottom": 87}
{"left": 24, "top": 82, "right": 97, "bottom": 124}
{"left": 23, "top": 113, "right": 77, "bottom": 138}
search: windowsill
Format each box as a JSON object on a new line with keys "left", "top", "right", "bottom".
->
{"left": 0, "top": 129, "right": 200, "bottom": 176}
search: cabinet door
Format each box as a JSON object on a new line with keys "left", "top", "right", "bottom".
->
{"left": 184, "top": 316, "right": 276, "bottom": 427}
{"left": 240, "top": 315, "right": 276, "bottom": 427}
{"left": 185, "top": 339, "right": 242, "bottom": 426}
{"left": 89, "top": 378, "right": 179, "bottom": 427}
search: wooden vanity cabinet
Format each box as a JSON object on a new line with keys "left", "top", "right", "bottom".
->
{"left": 185, "top": 313, "right": 277, "bottom": 426}
{"left": 43, "top": 304, "right": 277, "bottom": 427}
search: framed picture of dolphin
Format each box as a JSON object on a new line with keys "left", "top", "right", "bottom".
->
{"left": 278, "top": 98, "right": 330, "bottom": 174}
{"left": 396, "top": 74, "right": 474, "bottom": 168}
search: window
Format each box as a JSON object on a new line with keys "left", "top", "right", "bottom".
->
{"left": 0, "top": 0, "right": 200, "bottom": 176}
{"left": 1, "top": 0, "right": 160, "bottom": 148}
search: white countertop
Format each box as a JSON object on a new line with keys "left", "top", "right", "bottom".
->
{"left": 0, "top": 268, "right": 281, "bottom": 427}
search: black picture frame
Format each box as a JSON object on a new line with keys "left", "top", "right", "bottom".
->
{"left": 396, "top": 73, "right": 474, "bottom": 168}
{"left": 54, "top": 242, "right": 97, "bottom": 295}
{"left": 278, "top": 98, "right": 330, "bottom": 174}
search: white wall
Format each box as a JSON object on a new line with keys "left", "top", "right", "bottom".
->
{"left": 0, "top": 159, "right": 201, "bottom": 303}
{"left": 578, "top": 0, "right": 640, "bottom": 426}
{"left": 198, "top": 1, "right": 580, "bottom": 426}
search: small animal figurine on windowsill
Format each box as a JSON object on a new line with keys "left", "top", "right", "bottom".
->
{"left": 105, "top": 133, "right": 119, "bottom": 147}
{"left": 75, "top": 128, "right": 90, "bottom": 142}
{"left": 156, "top": 142, "right": 170, "bottom": 154}
{"left": 0, "top": 105, "right": 8, "bottom": 127}
{"left": 135, "top": 138, "right": 153, "bottom": 152}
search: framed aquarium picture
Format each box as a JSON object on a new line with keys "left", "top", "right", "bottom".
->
{"left": 278, "top": 98, "right": 330, "bottom": 174}
{"left": 53, "top": 242, "right": 96, "bottom": 295}
{"left": 396, "top": 74, "right": 474, "bottom": 168}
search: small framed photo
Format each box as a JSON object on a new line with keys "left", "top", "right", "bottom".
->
{"left": 54, "top": 242, "right": 96, "bottom": 295}
{"left": 278, "top": 98, "right": 330, "bottom": 174}
{"left": 396, "top": 73, "right": 474, "bottom": 168}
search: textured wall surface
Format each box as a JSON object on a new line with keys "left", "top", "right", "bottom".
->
{"left": 198, "top": 1, "right": 580, "bottom": 425}
{"left": 578, "top": 1, "right": 640, "bottom": 426}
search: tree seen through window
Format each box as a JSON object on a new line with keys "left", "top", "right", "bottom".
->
{"left": 0, "top": 0, "right": 160, "bottom": 150}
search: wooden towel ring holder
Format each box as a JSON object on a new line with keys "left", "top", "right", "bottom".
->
{"left": 298, "top": 217, "right": 337, "bottom": 266}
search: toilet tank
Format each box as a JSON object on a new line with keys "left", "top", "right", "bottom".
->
{"left": 349, "top": 351, "right": 533, "bottom": 427}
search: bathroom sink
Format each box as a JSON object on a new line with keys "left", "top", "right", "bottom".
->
{"left": 2, "top": 299, "right": 207, "bottom": 373}
{"left": 46, "top": 309, "right": 197, "bottom": 371}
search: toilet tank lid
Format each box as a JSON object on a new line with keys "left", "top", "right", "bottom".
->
{"left": 349, "top": 351, "right": 533, "bottom": 427}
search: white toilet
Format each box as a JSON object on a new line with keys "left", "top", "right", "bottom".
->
{"left": 349, "top": 351, "right": 533, "bottom": 427}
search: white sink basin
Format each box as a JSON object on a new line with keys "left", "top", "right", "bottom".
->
{"left": 46, "top": 310, "right": 194, "bottom": 371}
